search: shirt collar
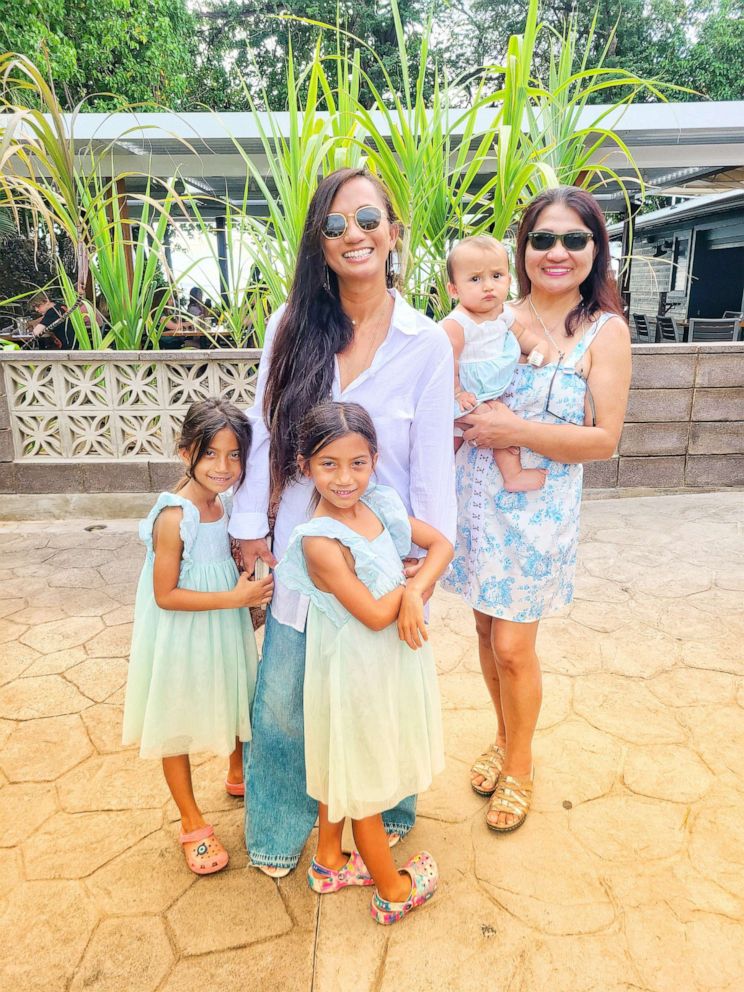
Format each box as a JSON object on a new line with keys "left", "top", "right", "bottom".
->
{"left": 390, "top": 289, "right": 427, "bottom": 336}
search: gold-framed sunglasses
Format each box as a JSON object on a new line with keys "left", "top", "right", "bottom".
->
{"left": 321, "top": 205, "right": 384, "bottom": 240}
{"left": 528, "top": 230, "right": 594, "bottom": 252}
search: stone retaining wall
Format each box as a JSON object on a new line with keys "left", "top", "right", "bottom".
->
{"left": 2, "top": 344, "right": 743, "bottom": 495}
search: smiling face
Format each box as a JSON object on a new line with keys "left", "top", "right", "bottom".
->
{"left": 448, "top": 242, "right": 511, "bottom": 316}
{"left": 180, "top": 427, "right": 242, "bottom": 496}
{"left": 321, "top": 177, "right": 397, "bottom": 288}
{"left": 300, "top": 431, "right": 377, "bottom": 510}
{"left": 524, "top": 202, "right": 596, "bottom": 297}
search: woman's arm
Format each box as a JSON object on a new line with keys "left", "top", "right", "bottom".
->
{"left": 229, "top": 308, "right": 285, "bottom": 571}
{"left": 461, "top": 317, "right": 631, "bottom": 464}
{"left": 409, "top": 341, "right": 457, "bottom": 543}
{"left": 303, "top": 536, "right": 405, "bottom": 631}
{"left": 153, "top": 508, "right": 274, "bottom": 611}
{"left": 397, "top": 519, "right": 453, "bottom": 648}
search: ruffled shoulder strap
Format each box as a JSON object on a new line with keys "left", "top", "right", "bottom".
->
{"left": 139, "top": 492, "right": 201, "bottom": 566}
{"left": 361, "top": 484, "right": 412, "bottom": 558}
{"left": 276, "top": 516, "right": 382, "bottom": 628}
{"left": 443, "top": 308, "right": 468, "bottom": 329}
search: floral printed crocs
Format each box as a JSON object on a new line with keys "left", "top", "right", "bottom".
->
{"left": 179, "top": 824, "right": 229, "bottom": 875}
{"left": 307, "top": 849, "right": 374, "bottom": 894}
{"left": 370, "top": 850, "right": 439, "bottom": 925}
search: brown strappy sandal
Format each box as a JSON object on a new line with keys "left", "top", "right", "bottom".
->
{"left": 486, "top": 768, "right": 534, "bottom": 833}
{"left": 470, "top": 742, "right": 506, "bottom": 797}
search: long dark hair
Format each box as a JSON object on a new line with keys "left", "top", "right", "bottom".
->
{"left": 515, "top": 186, "right": 623, "bottom": 336}
{"left": 264, "top": 167, "right": 398, "bottom": 496}
{"left": 175, "top": 397, "right": 252, "bottom": 491}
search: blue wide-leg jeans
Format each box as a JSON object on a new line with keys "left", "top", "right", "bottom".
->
{"left": 245, "top": 607, "right": 417, "bottom": 869}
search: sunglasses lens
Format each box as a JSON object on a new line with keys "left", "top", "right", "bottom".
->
{"left": 322, "top": 214, "right": 346, "bottom": 239}
{"left": 530, "top": 232, "right": 556, "bottom": 251}
{"left": 356, "top": 206, "right": 383, "bottom": 231}
{"left": 563, "top": 232, "right": 591, "bottom": 251}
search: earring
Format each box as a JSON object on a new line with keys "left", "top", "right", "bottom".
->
{"left": 385, "top": 252, "right": 393, "bottom": 287}
{"left": 323, "top": 262, "right": 332, "bottom": 294}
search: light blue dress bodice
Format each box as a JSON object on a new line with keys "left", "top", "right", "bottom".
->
{"left": 139, "top": 491, "right": 234, "bottom": 576}
{"left": 447, "top": 305, "right": 521, "bottom": 415}
{"left": 275, "top": 484, "right": 410, "bottom": 628}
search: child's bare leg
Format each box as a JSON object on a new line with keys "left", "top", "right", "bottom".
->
{"left": 162, "top": 754, "right": 205, "bottom": 833}
{"left": 226, "top": 737, "right": 243, "bottom": 786}
{"left": 352, "top": 814, "right": 411, "bottom": 903}
{"left": 493, "top": 446, "right": 547, "bottom": 492}
{"left": 164, "top": 754, "right": 229, "bottom": 873}
{"left": 310, "top": 802, "right": 347, "bottom": 877}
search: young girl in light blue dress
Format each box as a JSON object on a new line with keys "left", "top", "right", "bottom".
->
{"left": 122, "top": 398, "right": 273, "bottom": 876}
{"left": 275, "top": 401, "right": 452, "bottom": 924}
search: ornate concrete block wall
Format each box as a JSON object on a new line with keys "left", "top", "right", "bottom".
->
{"left": 0, "top": 350, "right": 260, "bottom": 494}
{"left": 2, "top": 344, "right": 743, "bottom": 495}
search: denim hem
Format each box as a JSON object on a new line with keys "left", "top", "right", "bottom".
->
{"left": 383, "top": 823, "right": 411, "bottom": 837}
{"left": 249, "top": 852, "right": 301, "bottom": 870}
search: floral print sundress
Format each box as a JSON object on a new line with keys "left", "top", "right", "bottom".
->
{"left": 442, "top": 313, "right": 614, "bottom": 622}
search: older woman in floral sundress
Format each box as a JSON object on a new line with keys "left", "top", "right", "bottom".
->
{"left": 442, "top": 187, "right": 631, "bottom": 833}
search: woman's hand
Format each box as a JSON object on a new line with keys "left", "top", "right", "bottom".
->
{"left": 397, "top": 587, "right": 428, "bottom": 650}
{"left": 231, "top": 572, "right": 274, "bottom": 607}
{"left": 402, "top": 557, "right": 435, "bottom": 603}
{"left": 460, "top": 401, "right": 523, "bottom": 449}
{"left": 239, "top": 537, "right": 277, "bottom": 575}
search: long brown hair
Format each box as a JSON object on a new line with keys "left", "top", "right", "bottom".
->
{"left": 263, "top": 167, "right": 398, "bottom": 496}
{"left": 514, "top": 186, "right": 623, "bottom": 336}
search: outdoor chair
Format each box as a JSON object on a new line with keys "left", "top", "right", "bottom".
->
{"left": 632, "top": 313, "right": 652, "bottom": 342}
{"left": 688, "top": 318, "right": 739, "bottom": 342}
{"left": 722, "top": 310, "right": 743, "bottom": 320}
{"left": 656, "top": 315, "right": 680, "bottom": 342}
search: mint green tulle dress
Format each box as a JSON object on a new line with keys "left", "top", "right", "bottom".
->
{"left": 275, "top": 485, "right": 444, "bottom": 823}
{"left": 122, "top": 492, "right": 258, "bottom": 759}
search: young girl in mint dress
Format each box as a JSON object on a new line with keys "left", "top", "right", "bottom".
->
{"left": 122, "top": 398, "right": 273, "bottom": 876}
{"left": 275, "top": 401, "right": 452, "bottom": 925}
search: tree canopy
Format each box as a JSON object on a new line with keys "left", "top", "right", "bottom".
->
{"left": 0, "top": 0, "right": 198, "bottom": 109}
{"left": 1, "top": 0, "right": 742, "bottom": 109}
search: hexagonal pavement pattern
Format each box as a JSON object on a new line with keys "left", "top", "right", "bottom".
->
{"left": 0, "top": 491, "right": 742, "bottom": 991}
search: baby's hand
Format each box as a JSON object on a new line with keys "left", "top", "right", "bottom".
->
{"left": 232, "top": 572, "right": 273, "bottom": 607}
{"left": 456, "top": 390, "right": 478, "bottom": 412}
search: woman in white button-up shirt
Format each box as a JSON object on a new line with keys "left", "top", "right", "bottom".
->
{"left": 229, "top": 167, "right": 455, "bottom": 876}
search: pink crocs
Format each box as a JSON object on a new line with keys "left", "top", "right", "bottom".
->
{"left": 370, "top": 851, "right": 438, "bottom": 925}
{"left": 179, "top": 824, "right": 229, "bottom": 876}
{"left": 307, "top": 849, "right": 374, "bottom": 894}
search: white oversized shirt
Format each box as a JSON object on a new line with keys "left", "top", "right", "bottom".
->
{"left": 229, "top": 289, "right": 456, "bottom": 631}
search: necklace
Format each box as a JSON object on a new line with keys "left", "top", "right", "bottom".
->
{"left": 338, "top": 296, "right": 393, "bottom": 387}
{"left": 528, "top": 295, "right": 583, "bottom": 355}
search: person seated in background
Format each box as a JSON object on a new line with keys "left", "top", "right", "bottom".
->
{"left": 28, "top": 293, "right": 75, "bottom": 350}
{"left": 152, "top": 288, "right": 184, "bottom": 350}
{"left": 185, "top": 287, "right": 211, "bottom": 348}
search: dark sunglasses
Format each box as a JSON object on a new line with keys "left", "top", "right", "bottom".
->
{"left": 321, "top": 205, "right": 383, "bottom": 239}
{"left": 528, "top": 231, "right": 594, "bottom": 252}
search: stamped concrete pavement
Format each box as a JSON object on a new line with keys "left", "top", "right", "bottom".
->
{"left": 0, "top": 491, "right": 742, "bottom": 992}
